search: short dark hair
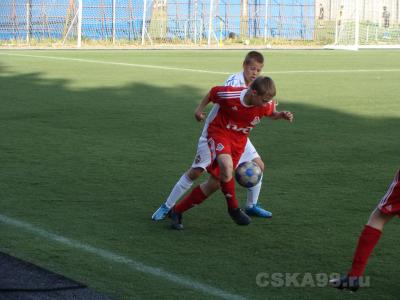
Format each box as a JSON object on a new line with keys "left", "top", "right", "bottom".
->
{"left": 244, "top": 51, "right": 264, "bottom": 65}
{"left": 250, "top": 76, "right": 276, "bottom": 99}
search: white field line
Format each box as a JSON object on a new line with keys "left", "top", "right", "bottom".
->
{"left": 0, "top": 52, "right": 230, "bottom": 75}
{"left": 0, "top": 213, "right": 247, "bottom": 300}
{"left": 1, "top": 52, "right": 400, "bottom": 75}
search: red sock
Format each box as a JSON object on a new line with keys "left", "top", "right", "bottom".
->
{"left": 174, "top": 185, "right": 207, "bottom": 213}
{"left": 348, "top": 225, "right": 382, "bottom": 277}
{"left": 220, "top": 178, "right": 239, "bottom": 210}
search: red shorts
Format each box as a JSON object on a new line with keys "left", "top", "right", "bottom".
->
{"left": 378, "top": 169, "right": 400, "bottom": 217}
{"left": 206, "top": 135, "right": 246, "bottom": 179}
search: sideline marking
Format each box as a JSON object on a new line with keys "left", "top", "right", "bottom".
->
{"left": 0, "top": 213, "right": 247, "bottom": 300}
{"left": 1, "top": 52, "right": 400, "bottom": 75}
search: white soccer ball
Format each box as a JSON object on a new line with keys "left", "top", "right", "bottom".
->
{"left": 235, "top": 161, "right": 262, "bottom": 188}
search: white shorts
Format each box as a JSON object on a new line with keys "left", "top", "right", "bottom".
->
{"left": 191, "top": 137, "right": 260, "bottom": 170}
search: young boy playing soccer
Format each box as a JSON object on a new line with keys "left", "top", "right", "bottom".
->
{"left": 152, "top": 51, "right": 273, "bottom": 220}
{"left": 330, "top": 169, "right": 400, "bottom": 291}
{"left": 169, "top": 76, "right": 294, "bottom": 229}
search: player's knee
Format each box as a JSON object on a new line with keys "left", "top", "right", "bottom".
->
{"left": 367, "top": 208, "right": 393, "bottom": 231}
{"left": 220, "top": 165, "right": 233, "bottom": 182}
{"left": 200, "top": 179, "right": 219, "bottom": 197}
{"left": 187, "top": 168, "right": 204, "bottom": 181}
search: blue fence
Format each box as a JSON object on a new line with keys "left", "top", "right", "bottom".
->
{"left": 0, "top": 0, "right": 316, "bottom": 42}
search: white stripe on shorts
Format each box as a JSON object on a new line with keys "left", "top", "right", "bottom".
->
{"left": 379, "top": 170, "right": 400, "bottom": 207}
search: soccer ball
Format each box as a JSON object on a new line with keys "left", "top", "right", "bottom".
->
{"left": 235, "top": 161, "right": 262, "bottom": 188}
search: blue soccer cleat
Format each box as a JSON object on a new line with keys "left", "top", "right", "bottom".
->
{"left": 151, "top": 204, "right": 170, "bottom": 221}
{"left": 245, "top": 204, "right": 272, "bottom": 218}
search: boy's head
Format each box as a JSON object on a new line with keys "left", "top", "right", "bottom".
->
{"left": 249, "top": 76, "right": 276, "bottom": 106}
{"left": 243, "top": 51, "right": 264, "bottom": 86}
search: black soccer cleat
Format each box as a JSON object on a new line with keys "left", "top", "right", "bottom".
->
{"left": 170, "top": 208, "right": 183, "bottom": 230}
{"left": 329, "top": 275, "right": 360, "bottom": 292}
{"left": 228, "top": 208, "right": 251, "bottom": 225}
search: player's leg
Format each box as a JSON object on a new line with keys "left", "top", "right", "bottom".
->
{"left": 330, "top": 208, "right": 393, "bottom": 291}
{"left": 171, "top": 172, "right": 221, "bottom": 216}
{"left": 200, "top": 175, "right": 220, "bottom": 196}
{"left": 238, "top": 139, "right": 272, "bottom": 218}
{"left": 366, "top": 207, "right": 394, "bottom": 230}
{"left": 170, "top": 137, "right": 250, "bottom": 229}
{"left": 348, "top": 208, "right": 393, "bottom": 275}
{"left": 164, "top": 167, "right": 203, "bottom": 208}
{"left": 218, "top": 153, "right": 251, "bottom": 225}
{"left": 152, "top": 138, "right": 210, "bottom": 220}
{"left": 151, "top": 168, "right": 198, "bottom": 221}
{"left": 330, "top": 169, "right": 400, "bottom": 291}
{"left": 170, "top": 175, "right": 220, "bottom": 230}
{"left": 348, "top": 170, "right": 400, "bottom": 278}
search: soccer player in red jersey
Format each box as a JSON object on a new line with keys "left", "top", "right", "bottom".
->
{"left": 330, "top": 169, "right": 400, "bottom": 291}
{"left": 169, "top": 76, "right": 293, "bottom": 229}
{"left": 152, "top": 51, "right": 274, "bottom": 220}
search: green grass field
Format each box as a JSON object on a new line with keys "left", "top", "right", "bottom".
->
{"left": 0, "top": 49, "right": 399, "bottom": 300}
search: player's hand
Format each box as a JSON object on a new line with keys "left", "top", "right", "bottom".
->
{"left": 194, "top": 109, "right": 206, "bottom": 122}
{"left": 281, "top": 111, "right": 294, "bottom": 122}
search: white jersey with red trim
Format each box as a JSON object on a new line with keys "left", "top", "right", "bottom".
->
{"left": 205, "top": 86, "right": 276, "bottom": 143}
{"left": 224, "top": 71, "right": 246, "bottom": 87}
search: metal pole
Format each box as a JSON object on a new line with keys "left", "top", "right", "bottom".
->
{"left": 362, "top": 0, "right": 366, "bottom": 20}
{"left": 355, "top": 0, "right": 360, "bottom": 49}
{"left": 207, "top": 0, "right": 214, "bottom": 45}
{"left": 378, "top": 0, "right": 382, "bottom": 27}
{"left": 334, "top": 0, "right": 340, "bottom": 45}
{"left": 329, "top": 0, "right": 331, "bottom": 20}
{"left": 141, "top": 0, "right": 147, "bottom": 45}
{"left": 264, "top": 0, "right": 268, "bottom": 42}
{"left": 188, "top": 0, "right": 192, "bottom": 39}
{"left": 77, "top": 0, "right": 82, "bottom": 47}
{"left": 112, "top": 0, "right": 116, "bottom": 44}
{"left": 26, "top": 0, "right": 32, "bottom": 44}
{"left": 194, "top": 0, "right": 197, "bottom": 44}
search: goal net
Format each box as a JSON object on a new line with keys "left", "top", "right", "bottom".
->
{"left": 3, "top": 1, "right": 398, "bottom": 49}
{"left": 326, "top": 0, "right": 400, "bottom": 50}
{"left": 0, "top": 0, "right": 81, "bottom": 47}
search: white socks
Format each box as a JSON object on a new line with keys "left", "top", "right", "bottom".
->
{"left": 165, "top": 173, "right": 263, "bottom": 209}
{"left": 165, "top": 174, "right": 193, "bottom": 208}
{"left": 246, "top": 174, "right": 263, "bottom": 207}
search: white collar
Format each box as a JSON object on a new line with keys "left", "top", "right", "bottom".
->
{"left": 240, "top": 89, "right": 253, "bottom": 107}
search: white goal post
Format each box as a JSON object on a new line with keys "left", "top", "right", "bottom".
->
{"left": 325, "top": 0, "right": 400, "bottom": 50}
{"left": 62, "top": 0, "right": 82, "bottom": 48}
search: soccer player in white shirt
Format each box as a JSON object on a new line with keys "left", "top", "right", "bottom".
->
{"left": 152, "top": 51, "right": 272, "bottom": 220}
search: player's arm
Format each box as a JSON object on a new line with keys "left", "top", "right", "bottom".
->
{"left": 267, "top": 101, "right": 294, "bottom": 122}
{"left": 194, "top": 92, "right": 211, "bottom": 122}
{"left": 270, "top": 110, "right": 294, "bottom": 122}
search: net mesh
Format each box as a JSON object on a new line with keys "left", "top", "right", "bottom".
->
{"left": 1, "top": 0, "right": 399, "bottom": 48}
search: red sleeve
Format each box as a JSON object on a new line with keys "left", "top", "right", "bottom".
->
{"left": 263, "top": 100, "right": 277, "bottom": 116}
{"left": 208, "top": 86, "right": 221, "bottom": 104}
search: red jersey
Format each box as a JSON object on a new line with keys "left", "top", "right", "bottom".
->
{"left": 205, "top": 86, "right": 276, "bottom": 144}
